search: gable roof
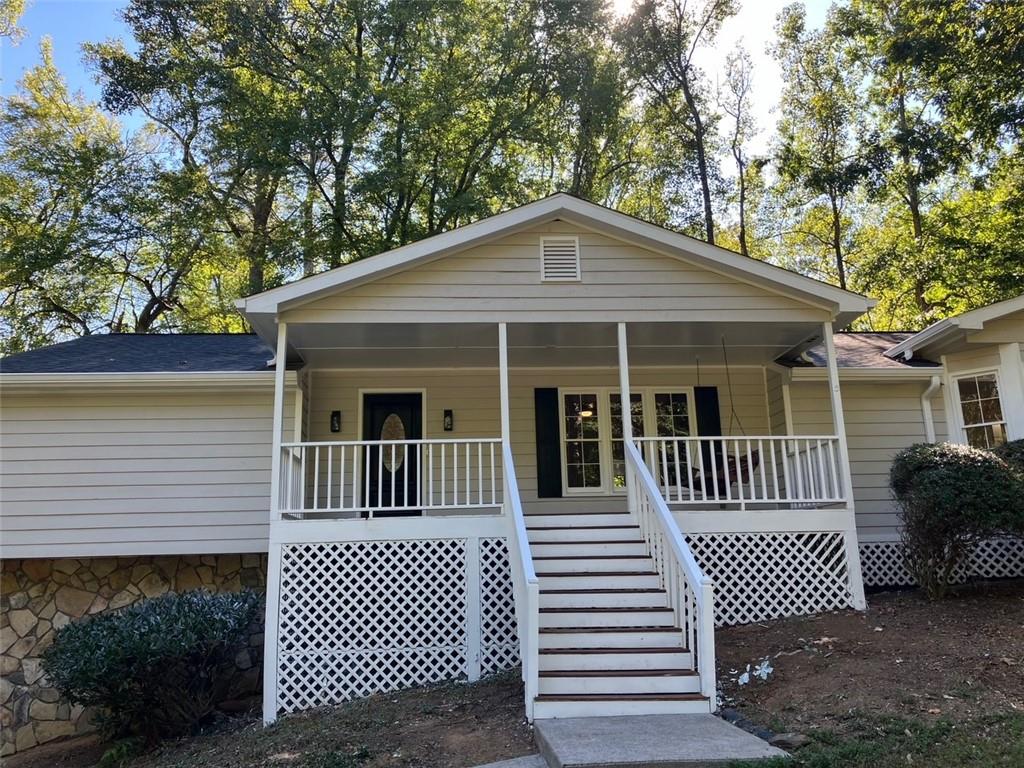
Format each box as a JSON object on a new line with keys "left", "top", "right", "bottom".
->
{"left": 237, "top": 194, "right": 874, "bottom": 333}
{"left": 0, "top": 334, "right": 273, "bottom": 374}
{"left": 884, "top": 293, "right": 1024, "bottom": 361}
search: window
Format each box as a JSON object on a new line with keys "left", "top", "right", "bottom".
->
{"left": 610, "top": 393, "right": 644, "bottom": 488}
{"left": 563, "top": 392, "right": 602, "bottom": 489}
{"left": 560, "top": 389, "right": 693, "bottom": 494}
{"left": 956, "top": 372, "right": 1007, "bottom": 449}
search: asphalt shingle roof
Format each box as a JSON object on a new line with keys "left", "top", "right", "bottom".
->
{"left": 791, "top": 332, "right": 940, "bottom": 369}
{"left": 0, "top": 334, "right": 274, "bottom": 374}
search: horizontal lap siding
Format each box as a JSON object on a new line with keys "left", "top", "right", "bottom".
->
{"left": 791, "top": 380, "right": 947, "bottom": 540}
{"left": 0, "top": 387, "right": 295, "bottom": 557}
{"left": 285, "top": 225, "right": 828, "bottom": 324}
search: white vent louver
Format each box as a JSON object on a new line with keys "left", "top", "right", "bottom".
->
{"left": 540, "top": 236, "right": 581, "bottom": 282}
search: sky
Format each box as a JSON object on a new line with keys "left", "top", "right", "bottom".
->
{"left": 2, "top": 0, "right": 830, "bottom": 154}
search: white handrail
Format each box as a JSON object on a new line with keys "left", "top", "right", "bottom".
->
{"left": 502, "top": 440, "right": 539, "bottom": 721}
{"left": 635, "top": 435, "right": 846, "bottom": 509}
{"left": 279, "top": 438, "right": 502, "bottom": 516}
{"left": 624, "top": 440, "right": 716, "bottom": 703}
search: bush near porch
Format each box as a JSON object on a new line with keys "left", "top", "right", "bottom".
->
{"left": 890, "top": 442, "right": 1024, "bottom": 599}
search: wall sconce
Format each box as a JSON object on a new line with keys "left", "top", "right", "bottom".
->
{"left": 330, "top": 410, "right": 342, "bottom": 433}
{"left": 443, "top": 409, "right": 454, "bottom": 432}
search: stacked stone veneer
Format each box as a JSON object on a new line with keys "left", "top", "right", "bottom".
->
{"left": 1, "top": 554, "right": 268, "bottom": 757}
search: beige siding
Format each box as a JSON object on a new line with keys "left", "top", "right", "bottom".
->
{"left": 944, "top": 347, "right": 1003, "bottom": 375}
{"left": 765, "top": 370, "right": 787, "bottom": 436}
{"left": 284, "top": 224, "right": 829, "bottom": 325}
{"left": 0, "top": 385, "right": 295, "bottom": 557}
{"left": 309, "top": 366, "right": 770, "bottom": 514}
{"left": 790, "top": 380, "right": 947, "bottom": 540}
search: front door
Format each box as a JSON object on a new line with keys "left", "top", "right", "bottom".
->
{"left": 363, "top": 393, "right": 422, "bottom": 517}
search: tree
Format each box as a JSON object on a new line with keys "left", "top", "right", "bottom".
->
{"left": 616, "top": 0, "right": 737, "bottom": 243}
{"left": 772, "top": 3, "right": 874, "bottom": 290}
{"left": 719, "top": 45, "right": 755, "bottom": 256}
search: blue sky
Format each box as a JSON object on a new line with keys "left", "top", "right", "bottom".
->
{"left": 2, "top": 0, "right": 830, "bottom": 152}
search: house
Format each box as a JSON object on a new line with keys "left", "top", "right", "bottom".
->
{"left": 1, "top": 195, "right": 1022, "bottom": 753}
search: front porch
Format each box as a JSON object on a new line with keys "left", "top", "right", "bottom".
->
{"left": 259, "top": 317, "right": 865, "bottom": 723}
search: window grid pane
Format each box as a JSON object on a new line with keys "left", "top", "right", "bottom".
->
{"left": 564, "top": 393, "right": 602, "bottom": 489}
{"left": 610, "top": 393, "right": 644, "bottom": 489}
{"left": 957, "top": 373, "right": 1006, "bottom": 449}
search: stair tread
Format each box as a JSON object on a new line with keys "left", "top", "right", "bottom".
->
{"left": 540, "top": 646, "right": 690, "bottom": 654}
{"left": 525, "top": 510, "right": 631, "bottom": 516}
{"left": 528, "top": 525, "right": 641, "bottom": 530}
{"left": 531, "top": 540, "right": 645, "bottom": 545}
{"left": 540, "top": 626, "right": 681, "bottom": 634}
{"left": 534, "top": 555, "right": 650, "bottom": 560}
{"left": 539, "top": 606, "right": 673, "bottom": 613}
{"left": 535, "top": 693, "right": 707, "bottom": 702}
{"left": 540, "top": 669, "right": 697, "bottom": 677}
{"left": 537, "top": 570, "right": 658, "bottom": 577}
{"left": 540, "top": 593, "right": 667, "bottom": 598}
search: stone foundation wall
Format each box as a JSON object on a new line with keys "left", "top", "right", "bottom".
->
{"left": 0, "top": 554, "right": 268, "bottom": 757}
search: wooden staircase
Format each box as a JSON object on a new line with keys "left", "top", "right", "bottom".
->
{"left": 526, "top": 510, "right": 713, "bottom": 718}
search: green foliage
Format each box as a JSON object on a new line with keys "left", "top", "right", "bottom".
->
{"left": 890, "top": 443, "right": 1024, "bottom": 599}
{"left": 993, "top": 440, "right": 1024, "bottom": 475}
{"left": 41, "top": 590, "right": 262, "bottom": 744}
{"left": 1, "top": 1, "right": 1022, "bottom": 351}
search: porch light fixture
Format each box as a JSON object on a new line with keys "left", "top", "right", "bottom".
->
{"left": 579, "top": 409, "right": 593, "bottom": 418}
{"left": 330, "top": 410, "right": 341, "bottom": 433}
{"left": 443, "top": 409, "right": 454, "bottom": 431}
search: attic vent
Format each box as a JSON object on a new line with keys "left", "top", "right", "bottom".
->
{"left": 540, "top": 236, "right": 581, "bottom": 281}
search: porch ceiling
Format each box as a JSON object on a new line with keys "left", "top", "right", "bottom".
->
{"left": 286, "top": 321, "right": 822, "bottom": 368}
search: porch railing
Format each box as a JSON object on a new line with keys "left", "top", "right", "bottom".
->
{"left": 624, "top": 440, "right": 715, "bottom": 702}
{"left": 502, "top": 440, "right": 539, "bottom": 721}
{"left": 278, "top": 438, "right": 502, "bottom": 517}
{"left": 635, "top": 435, "right": 846, "bottom": 510}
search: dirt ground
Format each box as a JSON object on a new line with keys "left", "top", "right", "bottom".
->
{"left": 6, "top": 670, "right": 534, "bottom": 768}
{"left": 717, "top": 581, "right": 1024, "bottom": 734}
{"left": 10, "top": 581, "right": 1024, "bottom": 768}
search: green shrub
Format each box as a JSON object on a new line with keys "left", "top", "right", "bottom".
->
{"left": 993, "top": 439, "right": 1024, "bottom": 474}
{"left": 42, "top": 589, "right": 261, "bottom": 744}
{"left": 890, "top": 443, "right": 1024, "bottom": 599}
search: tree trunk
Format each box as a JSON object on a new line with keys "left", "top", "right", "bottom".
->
{"left": 896, "top": 77, "right": 926, "bottom": 312}
{"left": 829, "top": 193, "right": 847, "bottom": 290}
{"left": 681, "top": 71, "right": 715, "bottom": 244}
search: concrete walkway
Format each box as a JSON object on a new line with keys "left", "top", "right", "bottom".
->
{"left": 533, "top": 714, "right": 788, "bottom": 767}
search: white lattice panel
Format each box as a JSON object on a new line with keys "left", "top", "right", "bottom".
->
{"left": 686, "top": 532, "right": 854, "bottom": 626}
{"left": 479, "top": 538, "right": 520, "bottom": 674}
{"left": 273, "top": 536, "right": 519, "bottom": 715}
{"left": 277, "top": 539, "right": 467, "bottom": 713}
{"left": 860, "top": 538, "right": 1024, "bottom": 587}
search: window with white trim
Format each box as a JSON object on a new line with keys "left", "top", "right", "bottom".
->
{"left": 955, "top": 372, "right": 1007, "bottom": 449}
{"left": 560, "top": 388, "right": 693, "bottom": 494}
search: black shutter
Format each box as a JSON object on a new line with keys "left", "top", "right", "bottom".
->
{"left": 534, "top": 388, "right": 562, "bottom": 498}
{"left": 694, "top": 386, "right": 725, "bottom": 494}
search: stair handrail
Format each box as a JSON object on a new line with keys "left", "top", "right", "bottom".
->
{"left": 625, "top": 440, "right": 716, "bottom": 703}
{"left": 502, "top": 440, "right": 539, "bottom": 721}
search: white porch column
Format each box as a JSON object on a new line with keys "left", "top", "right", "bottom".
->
{"left": 617, "top": 322, "right": 636, "bottom": 513}
{"left": 822, "top": 321, "right": 866, "bottom": 609}
{"left": 498, "top": 323, "right": 510, "bottom": 442}
{"left": 998, "top": 342, "right": 1024, "bottom": 441}
{"left": 263, "top": 320, "right": 288, "bottom": 725}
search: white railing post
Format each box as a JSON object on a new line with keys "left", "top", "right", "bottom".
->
{"left": 499, "top": 323, "right": 511, "bottom": 442}
{"left": 617, "top": 322, "right": 637, "bottom": 513}
{"left": 823, "top": 321, "right": 866, "bottom": 609}
{"left": 269, "top": 322, "right": 288, "bottom": 520}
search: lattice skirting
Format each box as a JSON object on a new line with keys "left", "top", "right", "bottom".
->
{"left": 860, "top": 538, "right": 1024, "bottom": 587}
{"left": 685, "top": 532, "right": 856, "bottom": 627}
{"left": 273, "top": 537, "right": 519, "bottom": 714}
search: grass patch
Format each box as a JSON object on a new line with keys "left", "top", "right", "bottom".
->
{"left": 729, "top": 712, "right": 1024, "bottom": 767}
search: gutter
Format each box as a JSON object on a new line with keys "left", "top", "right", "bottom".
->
{"left": 786, "top": 366, "right": 942, "bottom": 381}
{"left": 921, "top": 375, "right": 942, "bottom": 443}
{"left": 0, "top": 370, "right": 297, "bottom": 391}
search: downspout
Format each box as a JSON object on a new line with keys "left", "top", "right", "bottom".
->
{"left": 920, "top": 375, "right": 941, "bottom": 444}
